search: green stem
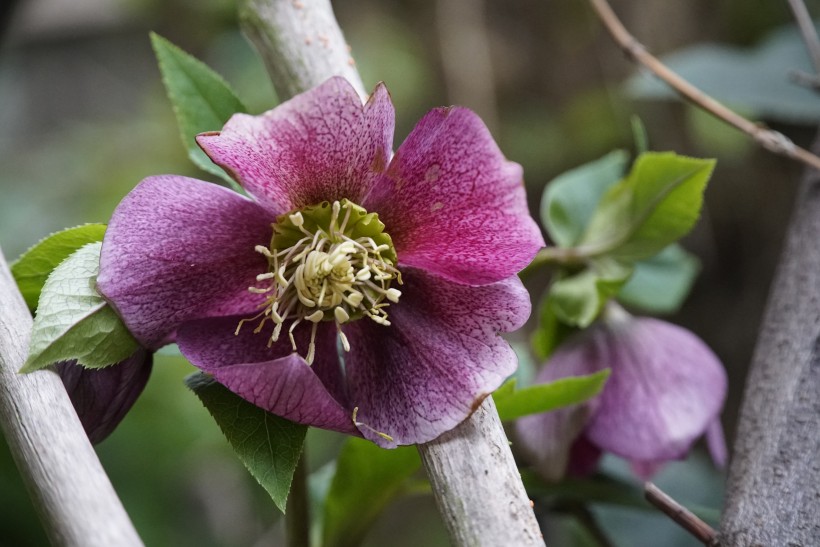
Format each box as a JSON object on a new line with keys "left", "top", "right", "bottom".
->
{"left": 286, "top": 450, "right": 310, "bottom": 547}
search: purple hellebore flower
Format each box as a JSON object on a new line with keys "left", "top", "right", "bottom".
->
{"left": 515, "top": 306, "right": 727, "bottom": 480}
{"left": 96, "top": 77, "right": 544, "bottom": 447}
{"left": 57, "top": 348, "right": 153, "bottom": 444}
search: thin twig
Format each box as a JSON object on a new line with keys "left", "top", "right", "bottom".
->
{"left": 588, "top": 0, "right": 820, "bottom": 171}
{"left": 787, "top": 0, "right": 820, "bottom": 74}
{"left": 644, "top": 482, "right": 718, "bottom": 546}
{"left": 790, "top": 69, "right": 820, "bottom": 91}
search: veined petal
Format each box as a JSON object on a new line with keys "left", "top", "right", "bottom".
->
{"left": 342, "top": 268, "right": 530, "bottom": 447}
{"left": 364, "top": 107, "right": 544, "bottom": 286}
{"left": 197, "top": 77, "right": 394, "bottom": 216}
{"left": 585, "top": 318, "right": 727, "bottom": 462}
{"left": 57, "top": 348, "right": 152, "bottom": 444}
{"left": 97, "top": 176, "right": 273, "bottom": 349}
{"left": 177, "top": 316, "right": 356, "bottom": 434}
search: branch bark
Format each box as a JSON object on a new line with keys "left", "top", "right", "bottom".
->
{"left": 719, "top": 137, "right": 820, "bottom": 544}
{"left": 238, "top": 1, "right": 544, "bottom": 545}
{"left": 0, "top": 247, "right": 142, "bottom": 546}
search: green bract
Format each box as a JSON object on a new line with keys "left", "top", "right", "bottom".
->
{"left": 11, "top": 223, "right": 106, "bottom": 312}
{"left": 494, "top": 372, "right": 611, "bottom": 422}
{"left": 22, "top": 242, "right": 139, "bottom": 372}
{"left": 185, "top": 373, "right": 307, "bottom": 513}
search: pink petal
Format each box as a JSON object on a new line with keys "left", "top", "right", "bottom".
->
{"left": 197, "top": 77, "right": 394, "bottom": 216}
{"left": 342, "top": 268, "right": 530, "bottom": 447}
{"left": 176, "top": 316, "right": 356, "bottom": 434}
{"left": 97, "top": 176, "right": 273, "bottom": 349}
{"left": 585, "top": 318, "right": 728, "bottom": 462}
{"left": 706, "top": 419, "right": 728, "bottom": 468}
{"left": 364, "top": 107, "right": 544, "bottom": 285}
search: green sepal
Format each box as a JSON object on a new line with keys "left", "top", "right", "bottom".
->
{"left": 548, "top": 258, "right": 634, "bottom": 328}
{"left": 494, "top": 371, "right": 610, "bottom": 421}
{"left": 150, "top": 32, "right": 248, "bottom": 188}
{"left": 11, "top": 224, "right": 107, "bottom": 313}
{"left": 185, "top": 372, "right": 307, "bottom": 513}
{"left": 22, "top": 242, "right": 139, "bottom": 373}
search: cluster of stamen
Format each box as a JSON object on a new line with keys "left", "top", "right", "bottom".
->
{"left": 238, "top": 200, "right": 402, "bottom": 365}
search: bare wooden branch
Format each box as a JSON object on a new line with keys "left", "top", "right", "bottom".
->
{"left": 0, "top": 247, "right": 142, "bottom": 547}
{"left": 719, "top": 137, "right": 820, "bottom": 544}
{"left": 238, "top": 2, "right": 544, "bottom": 545}
{"left": 644, "top": 483, "right": 717, "bottom": 546}
{"left": 588, "top": 0, "right": 820, "bottom": 171}
{"left": 787, "top": 0, "right": 820, "bottom": 74}
{"left": 419, "top": 397, "right": 545, "bottom": 546}
{"left": 239, "top": 0, "right": 366, "bottom": 101}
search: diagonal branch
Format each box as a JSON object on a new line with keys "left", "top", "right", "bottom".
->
{"left": 0, "top": 247, "right": 142, "bottom": 546}
{"left": 588, "top": 0, "right": 820, "bottom": 171}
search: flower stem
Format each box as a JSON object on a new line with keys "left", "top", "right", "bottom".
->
{"left": 285, "top": 449, "right": 310, "bottom": 547}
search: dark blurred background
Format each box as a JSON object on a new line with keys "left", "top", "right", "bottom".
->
{"left": 1, "top": 0, "right": 818, "bottom": 545}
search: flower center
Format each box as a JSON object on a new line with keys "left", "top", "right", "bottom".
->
{"left": 240, "top": 200, "right": 401, "bottom": 364}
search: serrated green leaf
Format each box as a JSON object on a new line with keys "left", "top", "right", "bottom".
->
{"left": 150, "top": 32, "right": 248, "bottom": 187}
{"left": 22, "top": 242, "right": 139, "bottom": 373}
{"left": 618, "top": 244, "right": 700, "bottom": 314}
{"left": 580, "top": 152, "right": 715, "bottom": 261}
{"left": 11, "top": 224, "right": 107, "bottom": 312}
{"left": 185, "top": 372, "right": 307, "bottom": 513}
{"left": 495, "top": 371, "right": 610, "bottom": 421}
{"left": 541, "top": 150, "right": 630, "bottom": 248}
{"left": 548, "top": 259, "right": 633, "bottom": 328}
{"left": 323, "top": 437, "right": 421, "bottom": 547}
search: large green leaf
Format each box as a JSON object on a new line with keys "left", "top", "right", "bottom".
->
{"left": 541, "top": 150, "right": 629, "bottom": 248}
{"left": 22, "top": 242, "right": 139, "bottom": 372}
{"left": 626, "top": 22, "right": 820, "bottom": 124}
{"left": 618, "top": 244, "right": 700, "bottom": 314}
{"left": 579, "top": 152, "right": 714, "bottom": 262}
{"left": 323, "top": 437, "right": 421, "bottom": 547}
{"left": 548, "top": 258, "right": 633, "bottom": 328}
{"left": 185, "top": 373, "right": 307, "bottom": 513}
{"left": 11, "top": 224, "right": 107, "bottom": 312}
{"left": 494, "top": 372, "right": 610, "bottom": 421}
{"left": 151, "top": 33, "right": 248, "bottom": 185}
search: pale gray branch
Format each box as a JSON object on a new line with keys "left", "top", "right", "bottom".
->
{"left": 238, "top": 2, "right": 544, "bottom": 545}
{"left": 0, "top": 247, "right": 142, "bottom": 546}
{"left": 719, "top": 137, "right": 820, "bottom": 544}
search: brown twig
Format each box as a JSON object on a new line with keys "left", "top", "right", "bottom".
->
{"left": 787, "top": 0, "right": 820, "bottom": 75}
{"left": 588, "top": 0, "right": 820, "bottom": 171}
{"left": 644, "top": 482, "right": 718, "bottom": 546}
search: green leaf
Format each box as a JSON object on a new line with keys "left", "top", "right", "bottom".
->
{"left": 185, "top": 372, "right": 307, "bottom": 513}
{"left": 11, "top": 224, "right": 107, "bottom": 312}
{"left": 494, "top": 371, "right": 610, "bottom": 421}
{"left": 580, "top": 152, "right": 715, "bottom": 261}
{"left": 618, "top": 244, "right": 700, "bottom": 314}
{"left": 531, "top": 293, "right": 579, "bottom": 360}
{"left": 541, "top": 150, "right": 630, "bottom": 248}
{"left": 150, "top": 32, "right": 248, "bottom": 186}
{"left": 625, "top": 23, "right": 820, "bottom": 125}
{"left": 548, "top": 259, "right": 633, "bottom": 328}
{"left": 22, "top": 242, "right": 139, "bottom": 373}
{"left": 630, "top": 115, "right": 648, "bottom": 155}
{"left": 323, "top": 437, "right": 421, "bottom": 547}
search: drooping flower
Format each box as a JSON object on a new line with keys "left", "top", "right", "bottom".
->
{"left": 515, "top": 305, "right": 727, "bottom": 480}
{"left": 57, "top": 348, "right": 153, "bottom": 444}
{"left": 97, "top": 77, "right": 544, "bottom": 447}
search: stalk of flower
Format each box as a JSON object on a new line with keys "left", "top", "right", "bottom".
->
{"left": 515, "top": 303, "right": 727, "bottom": 480}
{"left": 97, "top": 76, "right": 544, "bottom": 448}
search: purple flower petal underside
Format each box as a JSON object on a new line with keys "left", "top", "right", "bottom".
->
{"left": 57, "top": 348, "right": 153, "bottom": 444}
{"left": 177, "top": 316, "right": 357, "bottom": 434}
{"left": 342, "top": 268, "right": 531, "bottom": 447}
{"left": 97, "top": 175, "right": 273, "bottom": 349}
{"left": 197, "top": 77, "right": 394, "bottom": 216}
{"left": 363, "top": 106, "right": 544, "bottom": 286}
